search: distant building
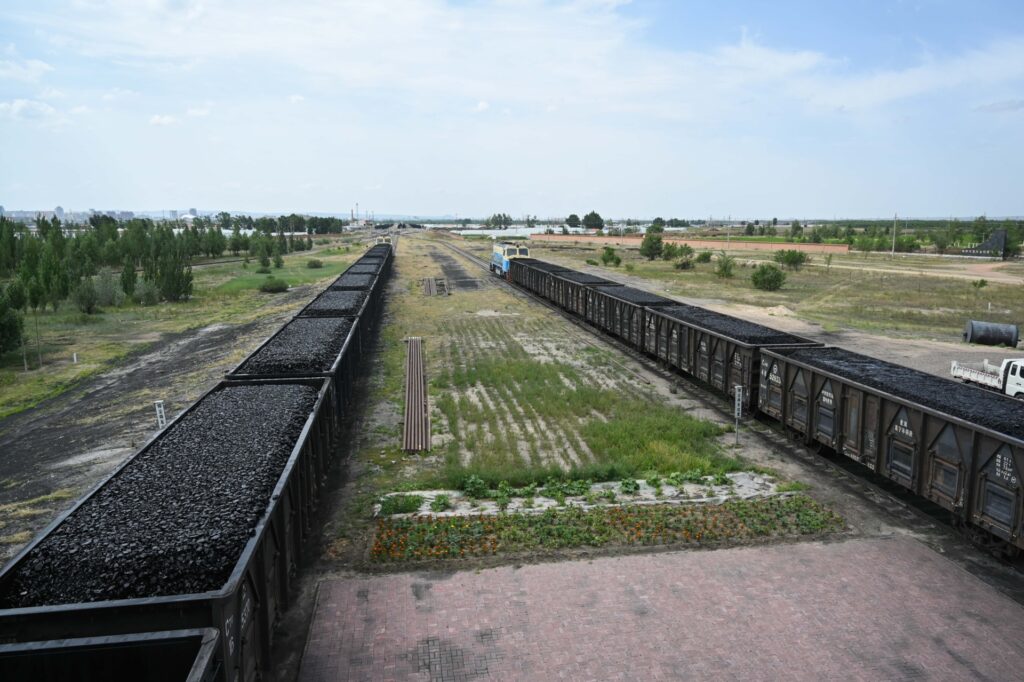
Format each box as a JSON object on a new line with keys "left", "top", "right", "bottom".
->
{"left": 169, "top": 210, "right": 179, "bottom": 220}
{"left": 188, "top": 208, "right": 198, "bottom": 217}
{"left": 54, "top": 206, "right": 65, "bottom": 220}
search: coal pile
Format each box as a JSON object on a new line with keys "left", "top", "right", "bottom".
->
{"left": 235, "top": 317, "right": 354, "bottom": 375}
{"left": 365, "top": 246, "right": 391, "bottom": 257}
{"left": 301, "top": 290, "right": 367, "bottom": 316}
{"left": 556, "top": 271, "right": 618, "bottom": 285}
{"left": 0, "top": 383, "right": 320, "bottom": 607}
{"left": 516, "top": 259, "right": 574, "bottom": 273}
{"left": 780, "top": 347, "right": 1024, "bottom": 441}
{"left": 347, "top": 264, "right": 380, "bottom": 274}
{"left": 594, "top": 285, "right": 674, "bottom": 306}
{"left": 656, "top": 305, "right": 813, "bottom": 345}
{"left": 331, "top": 273, "right": 375, "bottom": 290}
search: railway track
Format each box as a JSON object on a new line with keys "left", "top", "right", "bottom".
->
{"left": 432, "top": 237, "right": 1024, "bottom": 585}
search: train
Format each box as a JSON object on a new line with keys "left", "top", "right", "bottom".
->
{"left": 489, "top": 241, "right": 530, "bottom": 277}
{"left": 506, "top": 257, "right": 1024, "bottom": 558}
{"left": 0, "top": 242, "right": 395, "bottom": 681}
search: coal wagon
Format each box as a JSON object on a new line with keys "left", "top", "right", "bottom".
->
{"left": 0, "top": 378, "right": 339, "bottom": 682}
{"left": 583, "top": 285, "right": 675, "bottom": 348}
{"left": 642, "top": 305, "right": 819, "bottom": 409}
{"left": 760, "top": 346, "right": 1024, "bottom": 554}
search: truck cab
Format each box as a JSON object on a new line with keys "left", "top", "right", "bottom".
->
{"left": 490, "top": 242, "right": 529, "bottom": 278}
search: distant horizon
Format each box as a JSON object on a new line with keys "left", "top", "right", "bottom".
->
{"left": 2, "top": 207, "right": 1022, "bottom": 224}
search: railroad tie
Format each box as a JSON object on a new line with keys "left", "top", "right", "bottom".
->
{"left": 403, "top": 337, "right": 431, "bottom": 451}
{"left": 423, "top": 278, "right": 437, "bottom": 296}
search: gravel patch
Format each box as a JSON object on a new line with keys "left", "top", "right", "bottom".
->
{"left": 301, "top": 289, "right": 367, "bottom": 316}
{"left": 234, "top": 317, "right": 355, "bottom": 375}
{"left": 778, "top": 346, "right": 1024, "bottom": 440}
{"left": 0, "top": 383, "right": 320, "bottom": 607}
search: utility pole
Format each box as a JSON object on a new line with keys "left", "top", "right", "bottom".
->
{"left": 891, "top": 212, "right": 897, "bottom": 258}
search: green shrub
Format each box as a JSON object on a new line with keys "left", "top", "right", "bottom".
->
{"left": 72, "top": 278, "right": 99, "bottom": 314}
{"left": 273, "top": 253, "right": 284, "bottom": 269}
{"left": 620, "top": 478, "right": 640, "bottom": 495}
{"left": 751, "top": 263, "right": 786, "bottom": 291}
{"left": 259, "top": 277, "right": 289, "bottom": 293}
{"left": 379, "top": 494, "right": 425, "bottom": 515}
{"left": 695, "top": 250, "right": 712, "bottom": 263}
{"left": 255, "top": 265, "right": 271, "bottom": 274}
{"left": 773, "top": 249, "right": 809, "bottom": 270}
{"left": 95, "top": 270, "right": 125, "bottom": 307}
{"left": 306, "top": 258, "right": 324, "bottom": 269}
{"left": 429, "top": 494, "right": 451, "bottom": 512}
{"left": 463, "top": 474, "right": 489, "bottom": 499}
{"left": 134, "top": 279, "right": 159, "bottom": 306}
{"left": 585, "top": 259, "right": 599, "bottom": 266}
{"left": 674, "top": 258, "right": 693, "bottom": 270}
{"left": 714, "top": 252, "right": 736, "bottom": 278}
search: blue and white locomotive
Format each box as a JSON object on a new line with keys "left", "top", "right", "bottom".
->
{"left": 490, "top": 241, "right": 530, "bottom": 278}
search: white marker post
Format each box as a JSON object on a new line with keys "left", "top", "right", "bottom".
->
{"left": 734, "top": 386, "right": 743, "bottom": 447}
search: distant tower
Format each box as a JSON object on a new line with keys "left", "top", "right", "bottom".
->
{"left": 188, "top": 208, "right": 198, "bottom": 217}
{"left": 54, "top": 206, "right": 65, "bottom": 220}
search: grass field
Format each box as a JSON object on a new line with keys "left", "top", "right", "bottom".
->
{"left": 325, "top": 235, "right": 824, "bottom": 565}
{"left": 0, "top": 239, "right": 363, "bottom": 418}
{"left": 473, "top": 240, "right": 1023, "bottom": 339}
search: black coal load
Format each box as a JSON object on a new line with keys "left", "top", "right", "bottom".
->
{"left": 517, "top": 258, "right": 574, "bottom": 273}
{"left": 366, "top": 245, "right": 391, "bottom": 256}
{"left": 331, "top": 273, "right": 375, "bottom": 290}
{"left": 555, "top": 271, "right": 618, "bottom": 285}
{"left": 658, "top": 304, "right": 809, "bottom": 345}
{"left": 347, "top": 264, "right": 380, "bottom": 274}
{"left": 1, "top": 383, "right": 319, "bottom": 607}
{"left": 301, "top": 289, "right": 367, "bottom": 316}
{"left": 781, "top": 347, "right": 1024, "bottom": 441}
{"left": 236, "top": 317, "right": 354, "bottom": 375}
{"left": 594, "top": 285, "right": 674, "bottom": 306}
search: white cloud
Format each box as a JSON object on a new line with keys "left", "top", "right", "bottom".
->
{"left": 38, "top": 86, "right": 66, "bottom": 99}
{"left": 102, "top": 87, "right": 136, "bottom": 101}
{"left": 474, "top": 100, "right": 489, "bottom": 113}
{"left": 70, "top": 104, "right": 92, "bottom": 114}
{"left": 186, "top": 106, "right": 210, "bottom": 117}
{"left": 0, "top": 98, "right": 58, "bottom": 120}
{"left": 288, "top": 94, "right": 305, "bottom": 104}
{"left": 0, "top": 56, "right": 53, "bottom": 82}
{"left": 149, "top": 113, "right": 178, "bottom": 125}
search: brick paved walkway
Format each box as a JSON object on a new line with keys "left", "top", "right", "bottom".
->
{"left": 299, "top": 537, "right": 1024, "bottom": 681}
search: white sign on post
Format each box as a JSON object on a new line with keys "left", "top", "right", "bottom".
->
{"left": 734, "top": 386, "right": 743, "bottom": 446}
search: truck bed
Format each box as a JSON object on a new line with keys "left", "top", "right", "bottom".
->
{"left": 950, "top": 360, "right": 1003, "bottom": 388}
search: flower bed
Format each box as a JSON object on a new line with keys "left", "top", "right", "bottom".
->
{"left": 371, "top": 495, "right": 843, "bottom": 562}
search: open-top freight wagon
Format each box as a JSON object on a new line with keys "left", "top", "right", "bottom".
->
{"left": 583, "top": 285, "right": 675, "bottom": 348}
{"left": 643, "top": 305, "right": 820, "bottom": 409}
{"left": 547, "top": 271, "right": 622, "bottom": 317}
{"left": 0, "top": 378, "right": 339, "bottom": 682}
{"left": 507, "top": 258, "right": 572, "bottom": 295}
{"left": 0, "top": 628, "right": 221, "bottom": 682}
{"left": 759, "top": 346, "right": 1024, "bottom": 555}
{"left": 228, "top": 316, "right": 362, "bottom": 418}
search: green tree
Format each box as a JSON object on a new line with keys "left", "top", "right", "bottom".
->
{"left": 751, "top": 263, "right": 786, "bottom": 291}
{"left": 5, "top": 279, "right": 28, "bottom": 370}
{"left": 789, "top": 220, "right": 803, "bottom": 238}
{"left": 73, "top": 277, "right": 100, "bottom": 314}
{"left": 640, "top": 233, "right": 664, "bottom": 260}
{"left": 566, "top": 213, "right": 581, "bottom": 229}
{"left": 156, "top": 233, "right": 193, "bottom": 302}
{"left": 773, "top": 249, "right": 809, "bottom": 270}
{"left": 650, "top": 217, "right": 665, "bottom": 231}
{"left": 582, "top": 211, "right": 604, "bottom": 230}
{"left": 272, "top": 241, "right": 284, "bottom": 269}
{"left": 600, "top": 246, "right": 620, "bottom": 266}
{"left": 120, "top": 256, "right": 137, "bottom": 297}
{"left": 26, "top": 276, "right": 45, "bottom": 366}
{"left": 0, "top": 284, "right": 24, "bottom": 357}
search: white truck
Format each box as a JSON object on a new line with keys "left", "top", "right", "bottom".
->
{"left": 950, "top": 358, "right": 1024, "bottom": 398}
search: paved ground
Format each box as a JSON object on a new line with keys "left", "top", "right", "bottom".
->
{"left": 299, "top": 536, "right": 1024, "bottom": 681}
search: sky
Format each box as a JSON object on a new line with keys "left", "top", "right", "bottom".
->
{"left": 1, "top": 0, "right": 1023, "bottom": 219}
